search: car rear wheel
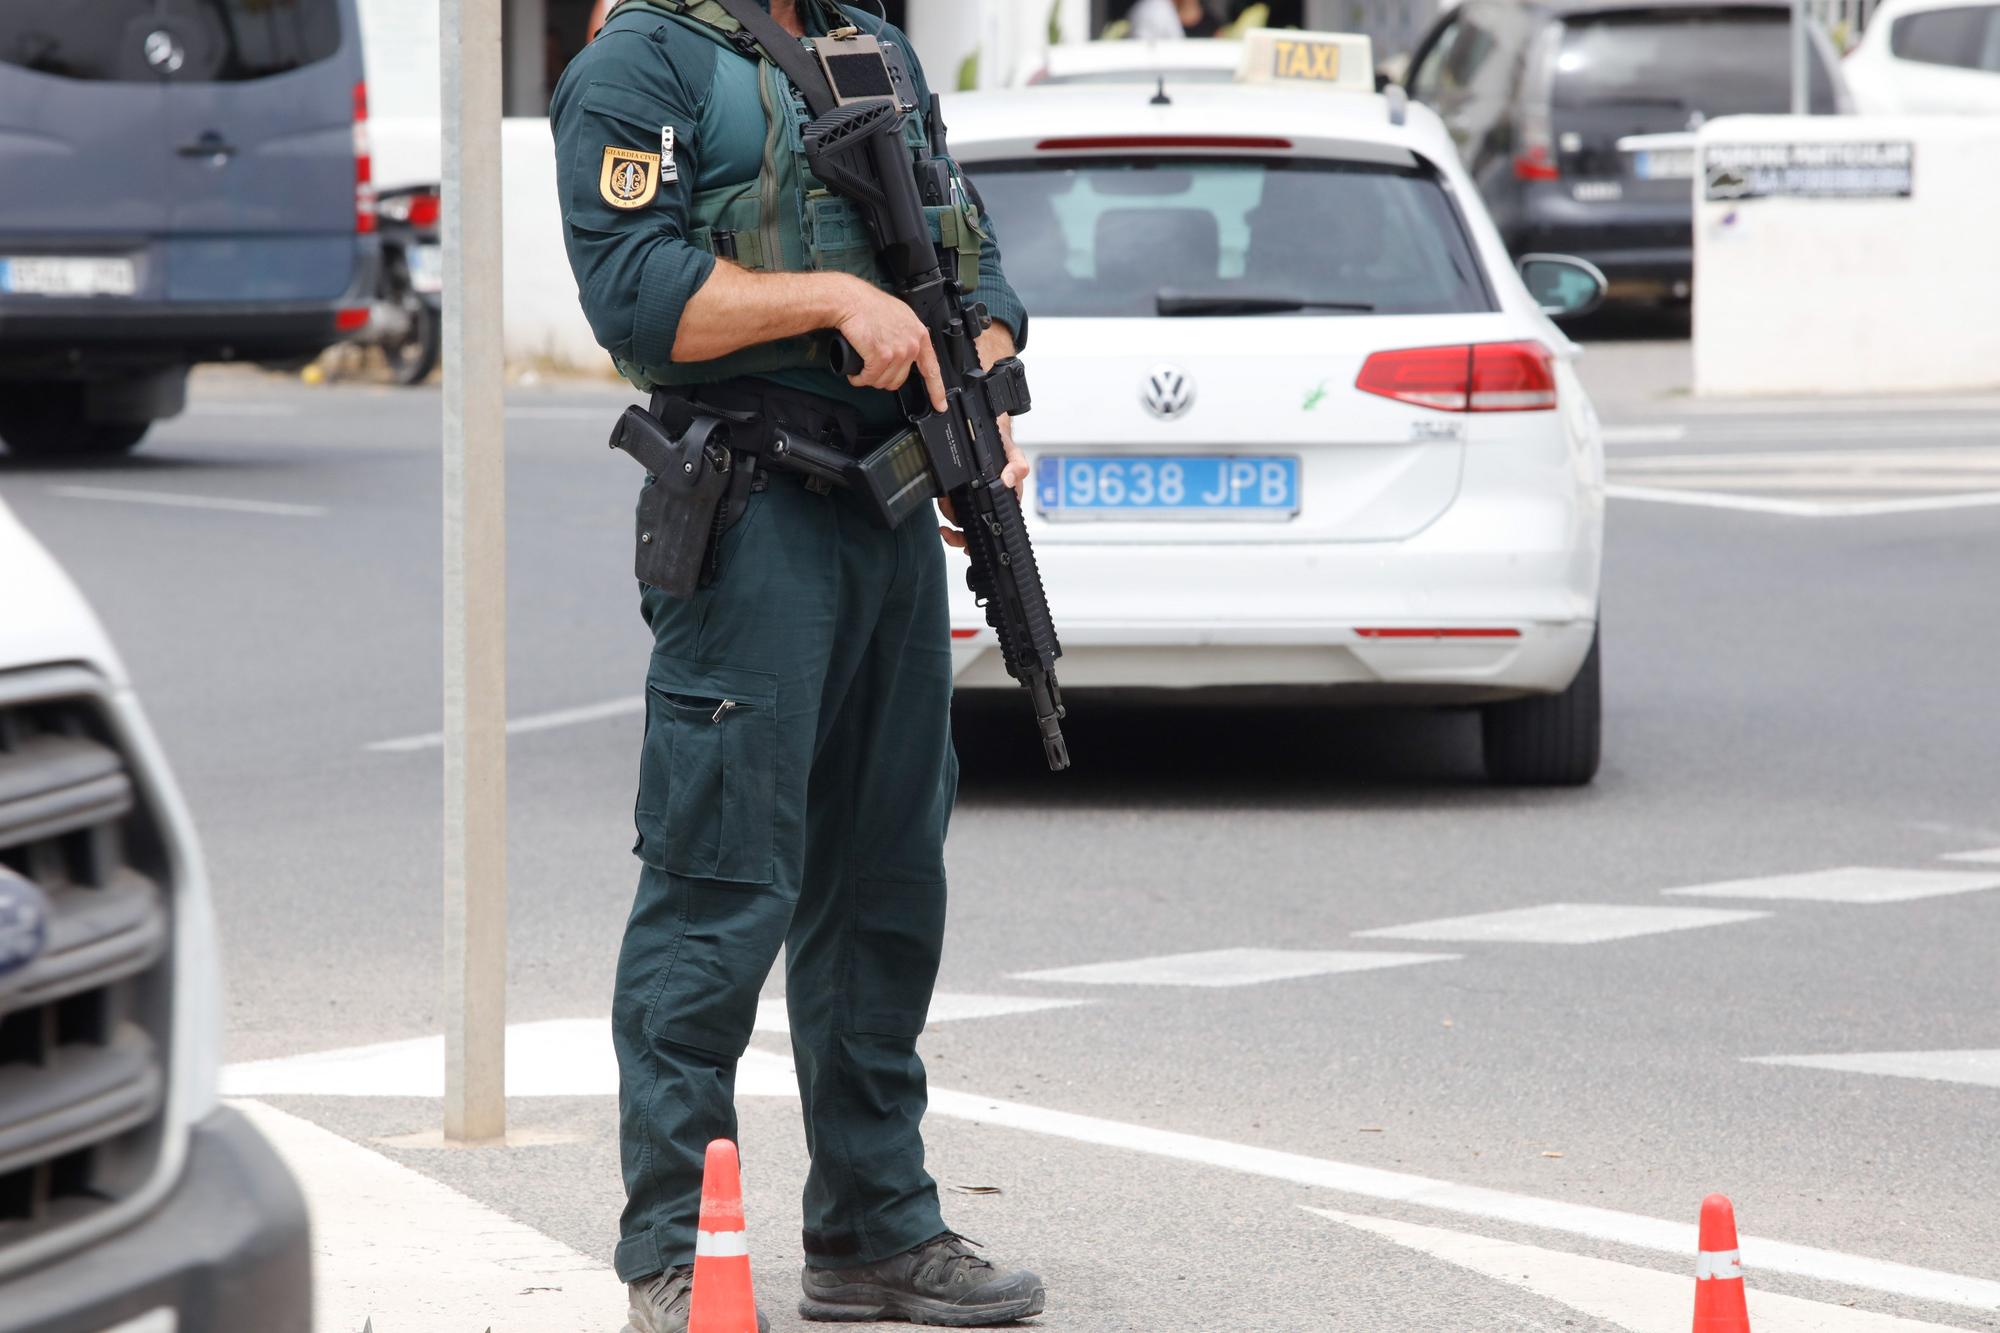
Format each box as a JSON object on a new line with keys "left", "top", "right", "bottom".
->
{"left": 1481, "top": 631, "right": 1601, "bottom": 786}
{"left": 0, "top": 388, "right": 153, "bottom": 459}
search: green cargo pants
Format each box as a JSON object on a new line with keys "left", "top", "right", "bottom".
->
{"left": 612, "top": 472, "right": 959, "bottom": 1283}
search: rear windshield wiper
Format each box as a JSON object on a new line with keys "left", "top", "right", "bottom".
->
{"left": 1158, "top": 291, "right": 1377, "bottom": 316}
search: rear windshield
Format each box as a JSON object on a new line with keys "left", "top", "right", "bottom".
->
{"left": 1554, "top": 10, "right": 1836, "bottom": 114}
{"left": 970, "top": 157, "right": 1493, "bottom": 318}
{"left": 0, "top": 1, "right": 343, "bottom": 84}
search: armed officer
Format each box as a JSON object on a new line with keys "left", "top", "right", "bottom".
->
{"left": 551, "top": 2, "right": 1043, "bottom": 1329}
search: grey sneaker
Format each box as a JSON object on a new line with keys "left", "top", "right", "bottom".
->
{"left": 799, "top": 1232, "right": 1045, "bottom": 1326}
{"left": 624, "top": 1267, "right": 770, "bottom": 1333}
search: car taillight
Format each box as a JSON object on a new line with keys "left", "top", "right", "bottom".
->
{"left": 354, "top": 82, "right": 376, "bottom": 234}
{"left": 406, "top": 192, "right": 441, "bottom": 227}
{"left": 1354, "top": 344, "right": 1473, "bottom": 411}
{"left": 1512, "top": 143, "right": 1561, "bottom": 181}
{"left": 1470, "top": 341, "right": 1559, "bottom": 411}
{"left": 1355, "top": 342, "right": 1557, "bottom": 413}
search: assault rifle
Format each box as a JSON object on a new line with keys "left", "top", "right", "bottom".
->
{"left": 713, "top": 1, "right": 1068, "bottom": 770}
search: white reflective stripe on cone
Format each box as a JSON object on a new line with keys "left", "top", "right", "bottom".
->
{"left": 1696, "top": 1248, "right": 1743, "bottom": 1280}
{"left": 696, "top": 1229, "right": 751, "bottom": 1258}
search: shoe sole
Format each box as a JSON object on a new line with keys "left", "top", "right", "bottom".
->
{"left": 799, "top": 1284, "right": 1045, "bottom": 1326}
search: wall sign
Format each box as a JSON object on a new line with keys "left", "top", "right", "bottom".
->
{"left": 1704, "top": 142, "right": 1914, "bottom": 201}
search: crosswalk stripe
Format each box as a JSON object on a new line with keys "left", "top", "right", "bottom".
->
{"left": 1662, "top": 866, "right": 2000, "bottom": 904}
{"left": 1354, "top": 902, "right": 1768, "bottom": 945}
{"left": 1011, "top": 947, "right": 1458, "bottom": 988}
{"left": 1746, "top": 1049, "right": 2000, "bottom": 1089}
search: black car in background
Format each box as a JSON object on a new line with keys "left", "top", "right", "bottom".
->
{"left": 1404, "top": 1, "right": 1852, "bottom": 304}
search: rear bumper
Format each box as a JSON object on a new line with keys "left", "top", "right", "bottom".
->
{"left": 0, "top": 298, "right": 361, "bottom": 373}
{"left": 952, "top": 540, "right": 1600, "bottom": 701}
{"left": 1511, "top": 194, "right": 1692, "bottom": 290}
{"left": 0, "top": 1106, "right": 311, "bottom": 1333}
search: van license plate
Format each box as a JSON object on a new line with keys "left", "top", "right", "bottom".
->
{"left": 1036, "top": 455, "right": 1299, "bottom": 521}
{"left": 1634, "top": 149, "right": 1695, "bottom": 181}
{"left": 408, "top": 243, "right": 444, "bottom": 295}
{"left": 0, "top": 256, "right": 137, "bottom": 297}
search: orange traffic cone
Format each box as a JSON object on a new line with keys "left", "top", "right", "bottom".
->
{"left": 1692, "top": 1193, "right": 1751, "bottom": 1333}
{"left": 688, "top": 1139, "right": 759, "bottom": 1333}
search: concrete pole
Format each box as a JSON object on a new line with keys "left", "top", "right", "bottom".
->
{"left": 1792, "top": 0, "right": 1812, "bottom": 115}
{"left": 440, "top": 0, "right": 508, "bottom": 1143}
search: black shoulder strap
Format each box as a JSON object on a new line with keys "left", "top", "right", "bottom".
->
{"left": 709, "top": 0, "right": 839, "bottom": 117}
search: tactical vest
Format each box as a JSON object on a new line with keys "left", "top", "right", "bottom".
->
{"left": 612, "top": 0, "right": 987, "bottom": 390}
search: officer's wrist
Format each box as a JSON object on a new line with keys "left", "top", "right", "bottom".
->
{"left": 811, "top": 273, "right": 871, "bottom": 332}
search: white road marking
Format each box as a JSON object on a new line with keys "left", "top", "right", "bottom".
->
{"left": 1601, "top": 424, "right": 1690, "bottom": 446}
{"left": 1010, "top": 946, "right": 1459, "bottom": 988}
{"left": 1354, "top": 903, "right": 1768, "bottom": 945}
{"left": 225, "top": 1023, "right": 2000, "bottom": 1311}
{"left": 220, "top": 1017, "right": 801, "bottom": 1100}
{"left": 1606, "top": 483, "right": 2000, "bottom": 518}
{"left": 921, "top": 1088, "right": 2000, "bottom": 1310}
{"left": 224, "top": 994, "right": 1086, "bottom": 1097}
{"left": 755, "top": 990, "right": 1089, "bottom": 1033}
{"left": 1941, "top": 847, "right": 2000, "bottom": 864}
{"left": 233, "top": 1099, "right": 614, "bottom": 1333}
{"left": 1613, "top": 445, "right": 2000, "bottom": 472}
{"left": 1305, "top": 1208, "right": 1966, "bottom": 1332}
{"left": 46, "top": 485, "right": 327, "bottom": 518}
{"left": 366, "top": 695, "right": 643, "bottom": 753}
{"left": 1746, "top": 1049, "right": 2000, "bottom": 1090}
{"left": 1662, "top": 866, "right": 2000, "bottom": 905}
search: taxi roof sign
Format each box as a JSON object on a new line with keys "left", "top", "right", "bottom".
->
{"left": 1237, "top": 29, "right": 1374, "bottom": 92}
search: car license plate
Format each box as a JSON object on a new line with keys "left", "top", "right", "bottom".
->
{"left": 1634, "top": 149, "right": 1695, "bottom": 181}
{"left": 0, "top": 256, "right": 137, "bottom": 297}
{"left": 1036, "top": 455, "right": 1299, "bottom": 520}
{"left": 408, "top": 243, "right": 444, "bottom": 295}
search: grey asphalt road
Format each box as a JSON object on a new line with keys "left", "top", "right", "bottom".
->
{"left": 2, "top": 344, "right": 1996, "bottom": 1332}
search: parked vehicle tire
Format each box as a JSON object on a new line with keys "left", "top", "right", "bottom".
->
{"left": 382, "top": 289, "right": 440, "bottom": 387}
{"left": 0, "top": 388, "right": 152, "bottom": 459}
{"left": 1481, "top": 631, "right": 1601, "bottom": 786}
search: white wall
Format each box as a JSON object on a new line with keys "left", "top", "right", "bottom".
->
{"left": 1693, "top": 115, "right": 2000, "bottom": 398}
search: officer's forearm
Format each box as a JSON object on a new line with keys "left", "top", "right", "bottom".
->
{"left": 671, "top": 263, "right": 853, "bottom": 364}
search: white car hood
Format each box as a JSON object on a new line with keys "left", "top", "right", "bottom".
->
{"left": 0, "top": 495, "right": 125, "bottom": 685}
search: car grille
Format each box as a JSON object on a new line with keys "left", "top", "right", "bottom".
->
{"left": 0, "top": 673, "right": 171, "bottom": 1254}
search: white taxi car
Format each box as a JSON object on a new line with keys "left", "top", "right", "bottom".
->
{"left": 948, "top": 31, "right": 1608, "bottom": 785}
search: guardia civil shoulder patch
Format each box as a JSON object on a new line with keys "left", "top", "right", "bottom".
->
{"left": 600, "top": 146, "right": 661, "bottom": 210}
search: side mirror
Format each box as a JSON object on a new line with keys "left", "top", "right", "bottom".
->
{"left": 1517, "top": 254, "right": 1608, "bottom": 320}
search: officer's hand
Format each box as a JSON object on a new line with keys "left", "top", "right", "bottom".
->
{"left": 937, "top": 416, "right": 1027, "bottom": 553}
{"left": 835, "top": 282, "right": 948, "bottom": 413}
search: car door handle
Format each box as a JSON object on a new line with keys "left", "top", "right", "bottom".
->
{"left": 178, "top": 133, "right": 237, "bottom": 159}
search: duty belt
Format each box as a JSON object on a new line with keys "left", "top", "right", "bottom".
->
{"left": 610, "top": 379, "right": 941, "bottom": 598}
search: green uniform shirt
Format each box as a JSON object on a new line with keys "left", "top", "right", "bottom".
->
{"left": 550, "top": 0, "right": 1027, "bottom": 432}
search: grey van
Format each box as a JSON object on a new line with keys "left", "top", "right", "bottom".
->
{"left": 0, "top": 0, "right": 376, "bottom": 457}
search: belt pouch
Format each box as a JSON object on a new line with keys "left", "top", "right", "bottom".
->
{"left": 849, "top": 427, "right": 939, "bottom": 529}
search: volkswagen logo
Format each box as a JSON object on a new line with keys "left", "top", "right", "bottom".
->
{"left": 1141, "top": 365, "right": 1195, "bottom": 421}
{"left": 0, "top": 866, "right": 50, "bottom": 983}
